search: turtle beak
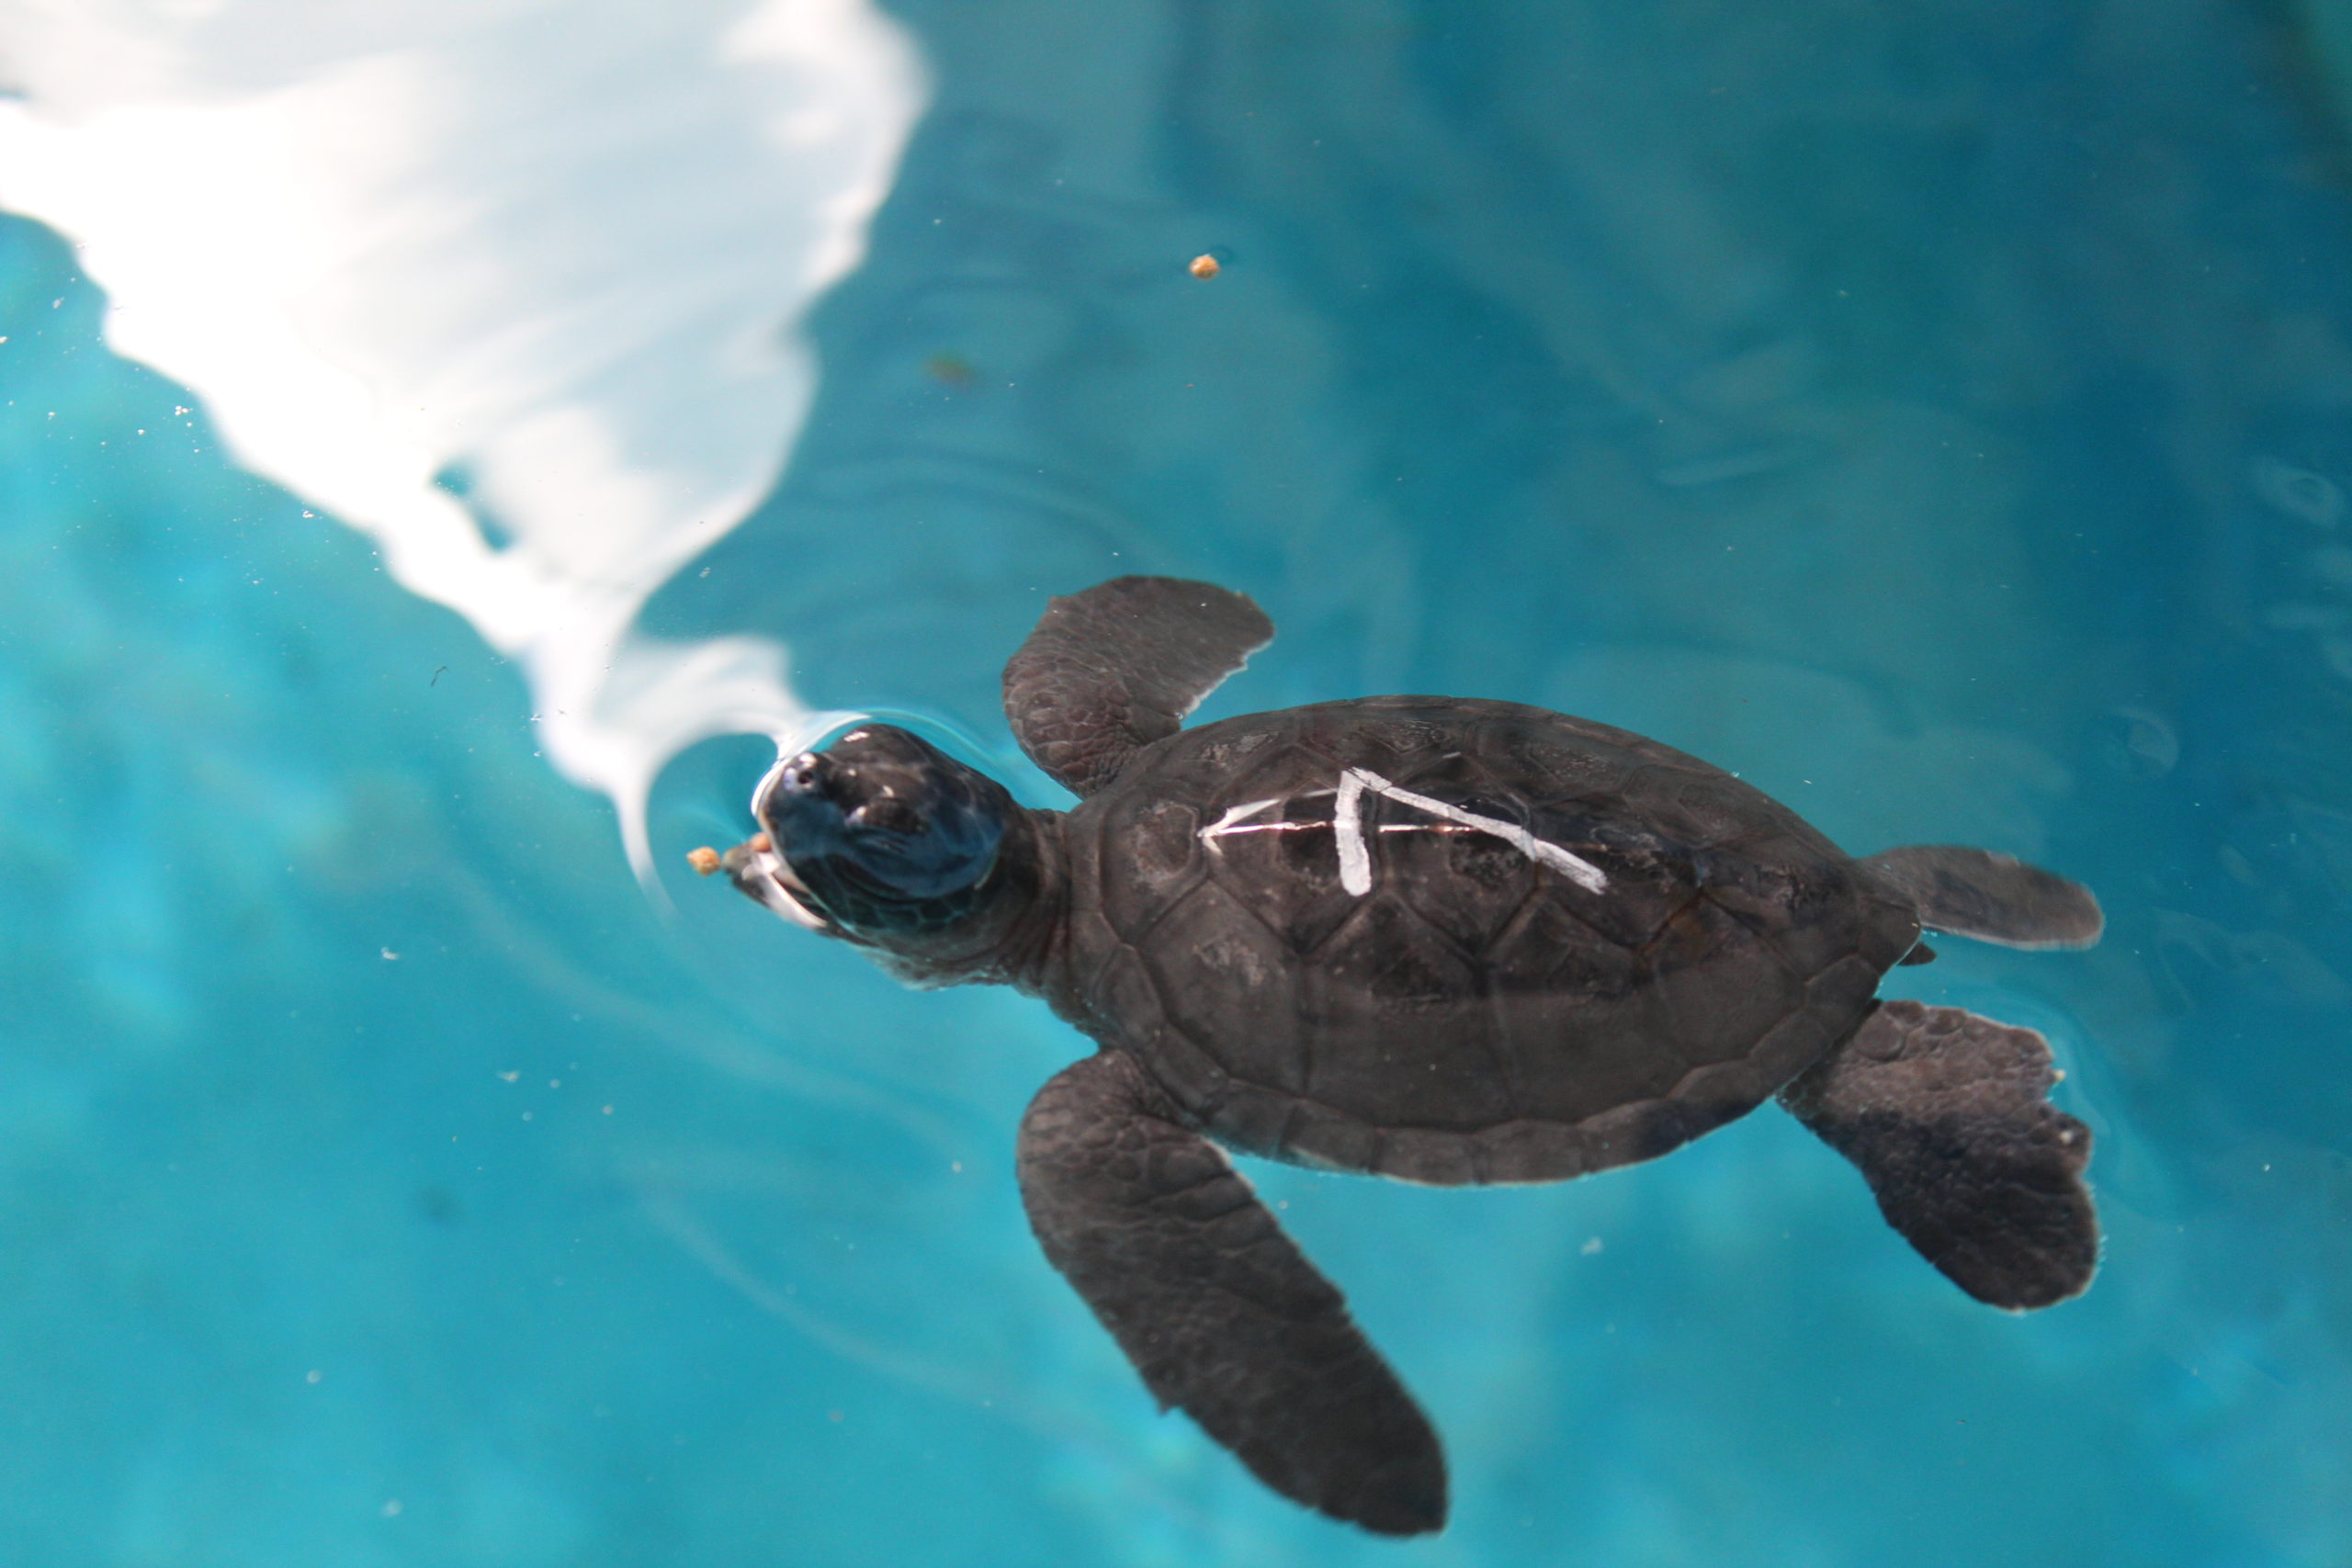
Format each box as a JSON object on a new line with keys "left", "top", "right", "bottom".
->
{"left": 722, "top": 833, "right": 833, "bottom": 932}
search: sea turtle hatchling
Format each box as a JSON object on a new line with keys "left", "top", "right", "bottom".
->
{"left": 695, "top": 576, "right": 2104, "bottom": 1536}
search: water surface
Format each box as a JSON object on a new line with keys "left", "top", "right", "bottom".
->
{"left": 4, "top": 3, "right": 2350, "bottom": 1563}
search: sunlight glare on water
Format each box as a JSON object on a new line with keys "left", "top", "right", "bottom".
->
{"left": 0, "top": 0, "right": 924, "bottom": 875}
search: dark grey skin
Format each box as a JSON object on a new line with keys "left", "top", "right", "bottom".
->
{"left": 709, "top": 576, "right": 2104, "bottom": 1537}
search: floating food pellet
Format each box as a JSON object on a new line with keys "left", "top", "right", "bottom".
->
{"left": 750, "top": 833, "right": 774, "bottom": 853}
{"left": 1189, "top": 254, "right": 1220, "bottom": 279}
{"left": 686, "top": 846, "right": 722, "bottom": 876}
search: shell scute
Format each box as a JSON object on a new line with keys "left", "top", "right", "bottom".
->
{"left": 1372, "top": 1127, "right": 1482, "bottom": 1185}
{"left": 1299, "top": 897, "right": 1512, "bottom": 1132}
{"left": 1096, "top": 795, "right": 1204, "bottom": 936}
{"left": 1084, "top": 942, "right": 1167, "bottom": 1039}
{"left": 1485, "top": 898, "right": 1659, "bottom": 1124}
{"left": 1366, "top": 751, "right": 1546, "bottom": 953}
{"left": 1469, "top": 1119, "right": 1591, "bottom": 1183}
{"left": 1645, "top": 900, "right": 1809, "bottom": 1053}
{"left": 1658, "top": 773, "right": 1780, "bottom": 852}
{"left": 1212, "top": 1079, "right": 1297, "bottom": 1156}
{"left": 1478, "top": 711, "right": 1644, "bottom": 792}
{"left": 1521, "top": 817, "right": 1698, "bottom": 951}
{"left": 1340, "top": 714, "right": 1454, "bottom": 765}
{"left": 1137, "top": 877, "right": 1306, "bottom": 1094}
{"left": 1183, "top": 725, "right": 1279, "bottom": 776}
{"left": 1278, "top": 1100, "right": 1385, "bottom": 1171}
{"left": 1201, "top": 788, "right": 1360, "bottom": 955}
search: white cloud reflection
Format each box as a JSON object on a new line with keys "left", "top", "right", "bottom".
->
{"left": 0, "top": 0, "right": 926, "bottom": 878}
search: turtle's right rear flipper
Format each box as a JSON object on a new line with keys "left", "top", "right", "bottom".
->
{"left": 1017, "top": 1050, "right": 1446, "bottom": 1536}
{"left": 1860, "top": 845, "right": 2103, "bottom": 950}
{"left": 1781, "top": 1000, "right": 2098, "bottom": 1310}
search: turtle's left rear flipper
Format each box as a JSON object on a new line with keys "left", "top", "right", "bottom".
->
{"left": 1781, "top": 1000, "right": 2098, "bottom": 1310}
{"left": 1017, "top": 1050, "right": 1446, "bottom": 1535}
{"left": 1860, "top": 845, "right": 2103, "bottom": 950}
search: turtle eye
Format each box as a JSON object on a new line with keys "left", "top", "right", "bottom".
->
{"left": 840, "top": 788, "right": 1001, "bottom": 899}
{"left": 853, "top": 798, "right": 923, "bottom": 835}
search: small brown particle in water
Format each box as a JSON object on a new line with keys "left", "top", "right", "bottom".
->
{"left": 750, "top": 833, "right": 773, "bottom": 853}
{"left": 686, "top": 846, "right": 721, "bottom": 876}
{"left": 1189, "top": 254, "right": 1220, "bottom": 279}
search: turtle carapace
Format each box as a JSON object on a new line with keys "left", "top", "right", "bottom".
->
{"left": 703, "top": 576, "right": 2104, "bottom": 1536}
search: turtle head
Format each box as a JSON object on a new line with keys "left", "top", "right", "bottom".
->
{"left": 742, "top": 725, "right": 1046, "bottom": 981}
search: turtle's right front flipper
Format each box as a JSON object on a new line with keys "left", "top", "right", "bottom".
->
{"left": 1002, "top": 576, "right": 1272, "bottom": 796}
{"left": 1017, "top": 1050, "right": 1446, "bottom": 1536}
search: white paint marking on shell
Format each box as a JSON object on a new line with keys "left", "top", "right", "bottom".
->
{"left": 1335, "top": 768, "right": 1374, "bottom": 893}
{"left": 1346, "top": 768, "right": 1609, "bottom": 892}
{"left": 1200, "top": 796, "right": 1283, "bottom": 846}
{"left": 1197, "top": 767, "right": 1610, "bottom": 896}
{"left": 1337, "top": 766, "right": 1605, "bottom": 895}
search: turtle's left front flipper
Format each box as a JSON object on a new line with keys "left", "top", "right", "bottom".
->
{"left": 1002, "top": 576, "right": 1272, "bottom": 797}
{"left": 1781, "top": 1000, "right": 2098, "bottom": 1310}
{"left": 1017, "top": 1050, "right": 1446, "bottom": 1536}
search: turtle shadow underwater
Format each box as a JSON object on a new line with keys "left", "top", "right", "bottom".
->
{"left": 694, "top": 576, "right": 2104, "bottom": 1535}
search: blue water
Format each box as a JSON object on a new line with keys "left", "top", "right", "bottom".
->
{"left": 6, "top": 3, "right": 2352, "bottom": 1564}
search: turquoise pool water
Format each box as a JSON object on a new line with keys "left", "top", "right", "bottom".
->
{"left": 5, "top": 3, "right": 2351, "bottom": 1563}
